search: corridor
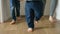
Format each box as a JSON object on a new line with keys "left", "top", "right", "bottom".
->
{"left": 0, "top": 0, "right": 60, "bottom": 34}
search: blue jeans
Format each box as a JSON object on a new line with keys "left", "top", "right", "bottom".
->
{"left": 25, "top": 1, "right": 44, "bottom": 28}
{"left": 10, "top": 0, "right": 20, "bottom": 21}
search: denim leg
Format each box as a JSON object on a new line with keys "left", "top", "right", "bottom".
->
{"left": 10, "top": 0, "right": 16, "bottom": 21}
{"left": 25, "top": 2, "right": 34, "bottom": 28}
{"left": 33, "top": 1, "right": 43, "bottom": 21}
{"left": 15, "top": 1, "right": 20, "bottom": 17}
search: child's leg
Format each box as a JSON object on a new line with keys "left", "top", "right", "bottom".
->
{"left": 49, "top": 0, "right": 57, "bottom": 22}
{"left": 10, "top": 0, "right": 16, "bottom": 24}
{"left": 25, "top": 2, "right": 34, "bottom": 32}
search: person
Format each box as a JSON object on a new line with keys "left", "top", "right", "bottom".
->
{"left": 10, "top": 0, "right": 20, "bottom": 24}
{"left": 25, "top": 0, "right": 46, "bottom": 32}
{"left": 49, "top": 0, "right": 57, "bottom": 23}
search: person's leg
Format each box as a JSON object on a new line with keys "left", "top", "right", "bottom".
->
{"left": 49, "top": 0, "right": 57, "bottom": 22}
{"left": 10, "top": 0, "right": 16, "bottom": 24}
{"left": 25, "top": 2, "right": 34, "bottom": 32}
{"left": 16, "top": 1, "right": 20, "bottom": 17}
{"left": 33, "top": 1, "right": 43, "bottom": 23}
{"left": 15, "top": 0, "right": 20, "bottom": 20}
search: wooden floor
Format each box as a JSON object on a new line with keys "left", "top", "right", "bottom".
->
{"left": 0, "top": 16, "right": 60, "bottom": 34}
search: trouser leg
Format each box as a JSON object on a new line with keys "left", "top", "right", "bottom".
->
{"left": 10, "top": 0, "right": 16, "bottom": 21}
{"left": 50, "top": 0, "right": 57, "bottom": 16}
{"left": 25, "top": 2, "right": 34, "bottom": 28}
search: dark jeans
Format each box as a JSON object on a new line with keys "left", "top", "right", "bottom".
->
{"left": 25, "top": 1, "right": 44, "bottom": 28}
{"left": 10, "top": 0, "right": 20, "bottom": 21}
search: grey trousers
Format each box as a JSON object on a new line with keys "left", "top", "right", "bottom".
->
{"left": 50, "top": 0, "right": 57, "bottom": 16}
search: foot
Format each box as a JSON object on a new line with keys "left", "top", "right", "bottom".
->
{"left": 10, "top": 20, "right": 16, "bottom": 25}
{"left": 49, "top": 16, "right": 56, "bottom": 23}
{"left": 34, "top": 21, "right": 38, "bottom": 24}
{"left": 27, "top": 28, "right": 33, "bottom": 32}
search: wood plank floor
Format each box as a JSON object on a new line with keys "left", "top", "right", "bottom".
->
{"left": 0, "top": 16, "right": 60, "bottom": 34}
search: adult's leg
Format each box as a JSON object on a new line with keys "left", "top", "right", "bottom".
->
{"left": 15, "top": 0, "right": 20, "bottom": 17}
{"left": 15, "top": 0, "right": 20, "bottom": 20}
{"left": 50, "top": 0, "right": 57, "bottom": 16}
{"left": 10, "top": 0, "right": 16, "bottom": 24}
{"left": 49, "top": 0, "right": 57, "bottom": 22}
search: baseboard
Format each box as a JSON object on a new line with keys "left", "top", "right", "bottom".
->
{"left": 0, "top": 15, "right": 50, "bottom": 23}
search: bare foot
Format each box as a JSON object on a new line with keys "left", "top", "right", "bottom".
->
{"left": 27, "top": 28, "right": 33, "bottom": 32}
{"left": 49, "top": 16, "right": 56, "bottom": 23}
{"left": 10, "top": 20, "right": 16, "bottom": 25}
{"left": 34, "top": 21, "right": 38, "bottom": 24}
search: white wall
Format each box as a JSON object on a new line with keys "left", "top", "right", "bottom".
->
{"left": 44, "top": 0, "right": 50, "bottom": 15}
{"left": 0, "top": 0, "right": 3, "bottom": 23}
{"left": 0, "top": 0, "right": 2, "bottom": 22}
{"left": 1, "top": 0, "right": 11, "bottom": 22}
{"left": 56, "top": 0, "right": 60, "bottom": 20}
{"left": 20, "top": 0, "right": 25, "bottom": 15}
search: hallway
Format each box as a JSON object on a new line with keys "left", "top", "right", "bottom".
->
{"left": 0, "top": 16, "right": 60, "bottom": 34}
